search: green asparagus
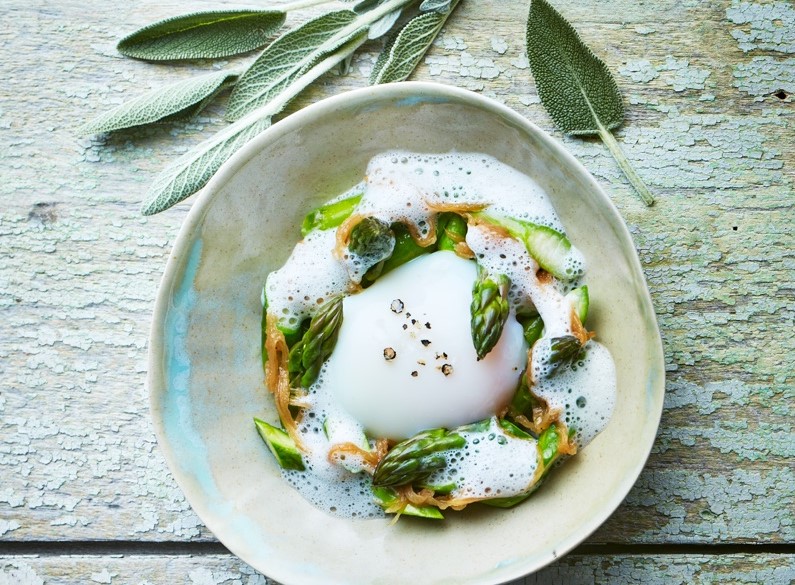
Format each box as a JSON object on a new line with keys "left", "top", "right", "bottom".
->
{"left": 372, "top": 428, "right": 465, "bottom": 487}
{"left": 254, "top": 418, "right": 305, "bottom": 471}
{"left": 371, "top": 486, "right": 445, "bottom": 519}
{"left": 470, "top": 266, "right": 511, "bottom": 360}
{"left": 348, "top": 216, "right": 395, "bottom": 261}
{"left": 287, "top": 295, "right": 343, "bottom": 388}
{"left": 566, "top": 285, "right": 589, "bottom": 322}
{"left": 516, "top": 285, "right": 588, "bottom": 351}
{"left": 301, "top": 193, "right": 362, "bottom": 236}
{"left": 547, "top": 335, "right": 585, "bottom": 376}
{"left": 365, "top": 223, "right": 432, "bottom": 282}
{"left": 520, "top": 315, "right": 544, "bottom": 347}
{"left": 436, "top": 212, "right": 468, "bottom": 252}
{"left": 471, "top": 211, "right": 576, "bottom": 280}
{"left": 482, "top": 423, "right": 564, "bottom": 508}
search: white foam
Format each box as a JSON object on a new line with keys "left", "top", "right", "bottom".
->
{"left": 265, "top": 229, "right": 351, "bottom": 330}
{"left": 262, "top": 150, "right": 617, "bottom": 517}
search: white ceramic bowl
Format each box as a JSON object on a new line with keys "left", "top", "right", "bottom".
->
{"left": 148, "top": 82, "right": 664, "bottom": 585}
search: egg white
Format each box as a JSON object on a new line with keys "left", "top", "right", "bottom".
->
{"left": 321, "top": 251, "right": 527, "bottom": 440}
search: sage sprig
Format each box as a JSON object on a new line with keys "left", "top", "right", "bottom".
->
{"left": 141, "top": 39, "right": 364, "bottom": 215}
{"left": 83, "top": 0, "right": 459, "bottom": 215}
{"left": 526, "top": 0, "right": 655, "bottom": 206}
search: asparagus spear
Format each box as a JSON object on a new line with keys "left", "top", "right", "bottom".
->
{"left": 471, "top": 211, "right": 577, "bottom": 280}
{"left": 301, "top": 193, "right": 362, "bottom": 236}
{"left": 287, "top": 295, "right": 343, "bottom": 388}
{"left": 437, "top": 212, "right": 468, "bottom": 252}
{"left": 547, "top": 334, "right": 585, "bottom": 376}
{"left": 254, "top": 418, "right": 305, "bottom": 471}
{"left": 470, "top": 266, "right": 511, "bottom": 360}
{"left": 372, "top": 428, "right": 465, "bottom": 487}
{"left": 348, "top": 216, "right": 395, "bottom": 261}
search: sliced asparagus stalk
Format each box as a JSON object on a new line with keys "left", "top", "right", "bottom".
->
{"left": 470, "top": 266, "right": 511, "bottom": 360}
{"left": 301, "top": 193, "right": 362, "bottom": 236}
{"left": 371, "top": 486, "right": 444, "bottom": 519}
{"left": 471, "top": 211, "right": 577, "bottom": 280}
{"left": 566, "top": 285, "right": 589, "bottom": 323}
{"left": 287, "top": 295, "right": 343, "bottom": 388}
{"left": 436, "top": 212, "right": 467, "bottom": 252}
{"left": 520, "top": 315, "right": 544, "bottom": 347}
{"left": 372, "top": 428, "right": 465, "bottom": 487}
{"left": 254, "top": 418, "right": 305, "bottom": 471}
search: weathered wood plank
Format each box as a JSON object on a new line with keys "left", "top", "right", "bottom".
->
{"left": 0, "top": 0, "right": 792, "bottom": 545}
{"left": 1, "top": 553, "right": 793, "bottom": 584}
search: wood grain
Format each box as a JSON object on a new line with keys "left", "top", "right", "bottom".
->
{"left": 0, "top": 0, "right": 792, "bottom": 562}
{"left": 1, "top": 553, "right": 793, "bottom": 584}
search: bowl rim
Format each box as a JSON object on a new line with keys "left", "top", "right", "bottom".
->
{"left": 147, "top": 80, "right": 665, "bottom": 584}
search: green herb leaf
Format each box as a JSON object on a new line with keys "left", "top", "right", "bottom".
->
{"left": 419, "top": 0, "right": 452, "bottom": 13}
{"left": 117, "top": 11, "right": 286, "bottom": 61}
{"left": 226, "top": 11, "right": 367, "bottom": 121}
{"left": 368, "top": 8, "right": 403, "bottom": 40}
{"left": 79, "top": 69, "right": 239, "bottom": 136}
{"left": 353, "top": 0, "right": 383, "bottom": 14}
{"left": 370, "top": 3, "right": 455, "bottom": 84}
{"left": 526, "top": 0, "right": 654, "bottom": 206}
{"left": 141, "top": 39, "right": 363, "bottom": 215}
{"left": 525, "top": 0, "right": 623, "bottom": 135}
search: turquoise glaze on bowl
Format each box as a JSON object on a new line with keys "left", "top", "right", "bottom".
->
{"left": 148, "top": 82, "right": 665, "bottom": 585}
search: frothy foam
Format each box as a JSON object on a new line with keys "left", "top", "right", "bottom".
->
{"left": 261, "top": 150, "right": 616, "bottom": 518}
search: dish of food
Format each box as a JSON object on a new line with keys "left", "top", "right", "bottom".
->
{"left": 148, "top": 82, "right": 664, "bottom": 585}
{"left": 257, "top": 151, "right": 616, "bottom": 520}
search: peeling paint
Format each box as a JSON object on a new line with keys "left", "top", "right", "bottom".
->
{"left": 657, "top": 57, "right": 711, "bottom": 92}
{"left": 490, "top": 36, "right": 508, "bottom": 55}
{"left": 733, "top": 57, "right": 795, "bottom": 99}
{"left": 0, "top": 561, "right": 44, "bottom": 585}
{"left": 726, "top": 1, "right": 795, "bottom": 54}
{"left": 619, "top": 60, "right": 659, "bottom": 83}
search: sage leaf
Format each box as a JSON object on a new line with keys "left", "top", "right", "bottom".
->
{"left": 79, "top": 69, "right": 239, "bottom": 136}
{"left": 117, "top": 11, "right": 285, "bottom": 61}
{"left": 526, "top": 0, "right": 654, "bottom": 205}
{"left": 226, "top": 10, "right": 366, "bottom": 121}
{"left": 368, "top": 8, "right": 402, "bottom": 40}
{"left": 353, "top": 0, "right": 383, "bottom": 14}
{"left": 419, "top": 0, "right": 452, "bottom": 13}
{"left": 370, "top": 3, "right": 455, "bottom": 84}
{"left": 141, "top": 36, "right": 366, "bottom": 215}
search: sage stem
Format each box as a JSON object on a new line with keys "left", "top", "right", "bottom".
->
{"left": 596, "top": 119, "right": 655, "bottom": 207}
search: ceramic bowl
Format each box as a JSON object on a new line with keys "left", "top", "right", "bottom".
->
{"left": 148, "top": 82, "right": 664, "bottom": 584}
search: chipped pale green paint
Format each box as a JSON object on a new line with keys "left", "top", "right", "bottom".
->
{"left": 619, "top": 59, "right": 659, "bottom": 84}
{"left": 657, "top": 57, "right": 711, "bottom": 92}
{"left": 733, "top": 57, "right": 795, "bottom": 98}
{"left": 726, "top": 0, "right": 795, "bottom": 54}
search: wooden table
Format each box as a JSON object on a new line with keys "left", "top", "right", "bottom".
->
{"left": 2, "top": 0, "right": 793, "bottom": 582}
